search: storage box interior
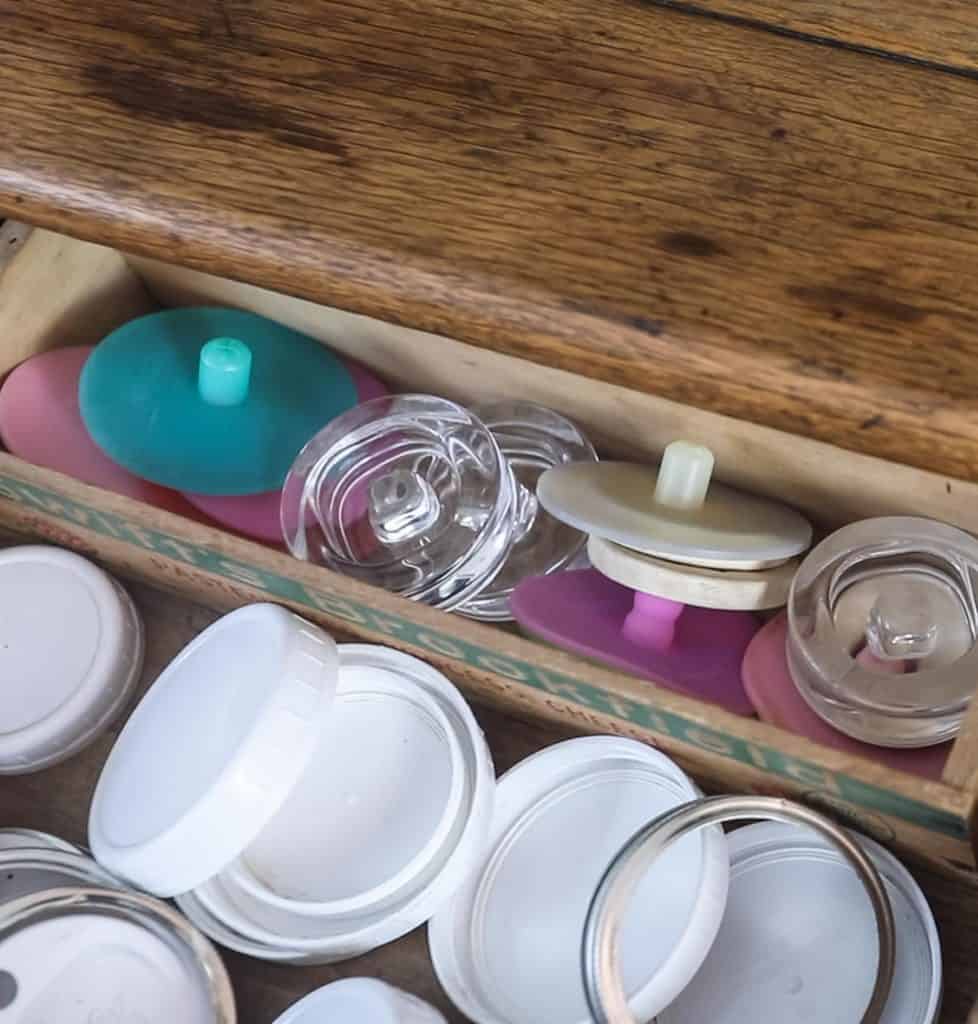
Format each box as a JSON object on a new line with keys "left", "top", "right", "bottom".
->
{"left": 1, "top": 225, "right": 977, "bottom": 870}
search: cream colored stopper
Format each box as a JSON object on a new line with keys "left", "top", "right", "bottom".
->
{"left": 653, "top": 442, "right": 714, "bottom": 511}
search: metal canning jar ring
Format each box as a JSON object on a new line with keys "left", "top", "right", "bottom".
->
{"left": 582, "top": 795, "right": 896, "bottom": 1024}
{"left": 0, "top": 886, "right": 237, "bottom": 1023}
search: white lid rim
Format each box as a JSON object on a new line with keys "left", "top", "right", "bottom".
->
{"left": 203, "top": 645, "right": 495, "bottom": 954}
{"left": 224, "top": 656, "right": 469, "bottom": 916}
{"left": 0, "top": 547, "right": 145, "bottom": 768}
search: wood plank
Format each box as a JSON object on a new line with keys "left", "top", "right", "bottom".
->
{"left": 5, "top": 5, "right": 978, "bottom": 484}
{"left": 668, "top": 1, "right": 978, "bottom": 73}
{"left": 0, "top": 574, "right": 974, "bottom": 1022}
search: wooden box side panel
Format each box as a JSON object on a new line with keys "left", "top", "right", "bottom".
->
{"left": 0, "top": 226, "right": 154, "bottom": 376}
{"left": 0, "top": 455, "right": 973, "bottom": 867}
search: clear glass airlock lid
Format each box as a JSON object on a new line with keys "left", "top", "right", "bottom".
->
{"left": 456, "top": 401, "right": 596, "bottom": 621}
{"left": 787, "top": 517, "right": 978, "bottom": 748}
{"left": 281, "top": 395, "right": 594, "bottom": 618}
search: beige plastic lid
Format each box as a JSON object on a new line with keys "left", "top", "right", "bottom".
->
{"left": 588, "top": 536, "right": 799, "bottom": 610}
{"left": 538, "top": 441, "right": 812, "bottom": 570}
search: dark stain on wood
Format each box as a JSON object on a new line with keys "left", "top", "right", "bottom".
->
{"left": 217, "top": 0, "right": 236, "bottom": 39}
{"left": 562, "top": 298, "right": 666, "bottom": 336}
{"left": 465, "top": 146, "right": 507, "bottom": 165}
{"left": 83, "top": 64, "right": 351, "bottom": 162}
{"left": 860, "top": 414, "right": 884, "bottom": 429}
{"left": 796, "top": 356, "right": 848, "bottom": 381}
{"left": 660, "top": 231, "right": 728, "bottom": 259}
{"left": 771, "top": 126, "right": 789, "bottom": 140}
{"left": 787, "top": 284, "right": 927, "bottom": 323}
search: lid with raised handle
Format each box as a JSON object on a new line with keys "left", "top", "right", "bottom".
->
{"left": 538, "top": 441, "right": 812, "bottom": 570}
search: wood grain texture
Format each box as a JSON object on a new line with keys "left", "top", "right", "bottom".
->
{"left": 666, "top": 0, "right": 978, "bottom": 72}
{"left": 0, "top": 575, "right": 973, "bottom": 1023}
{"left": 4, "top": 4, "right": 978, "bottom": 481}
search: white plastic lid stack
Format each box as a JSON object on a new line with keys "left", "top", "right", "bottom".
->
{"left": 182, "top": 646, "right": 494, "bottom": 961}
{"left": 272, "top": 978, "right": 447, "bottom": 1024}
{"left": 428, "top": 736, "right": 729, "bottom": 1024}
{"left": 0, "top": 887, "right": 235, "bottom": 1023}
{"left": 88, "top": 605, "right": 495, "bottom": 964}
{"left": 0, "top": 546, "right": 145, "bottom": 773}
{"left": 658, "top": 822, "right": 942, "bottom": 1024}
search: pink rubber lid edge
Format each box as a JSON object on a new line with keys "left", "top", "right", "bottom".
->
{"left": 742, "top": 612, "right": 949, "bottom": 780}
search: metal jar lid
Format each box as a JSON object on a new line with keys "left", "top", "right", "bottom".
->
{"left": 0, "top": 887, "right": 236, "bottom": 1023}
{"left": 0, "top": 847, "right": 121, "bottom": 905}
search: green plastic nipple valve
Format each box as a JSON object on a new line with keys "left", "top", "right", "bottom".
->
{"left": 198, "top": 338, "right": 252, "bottom": 407}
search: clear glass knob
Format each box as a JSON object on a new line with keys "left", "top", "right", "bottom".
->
{"left": 280, "top": 395, "right": 516, "bottom": 610}
{"left": 787, "top": 517, "right": 978, "bottom": 747}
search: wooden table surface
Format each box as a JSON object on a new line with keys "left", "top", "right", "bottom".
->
{"left": 4, "top": 2, "right": 978, "bottom": 484}
{"left": 0, "top": 579, "right": 971, "bottom": 1021}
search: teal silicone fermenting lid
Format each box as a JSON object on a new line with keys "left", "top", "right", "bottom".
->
{"left": 80, "top": 308, "right": 358, "bottom": 496}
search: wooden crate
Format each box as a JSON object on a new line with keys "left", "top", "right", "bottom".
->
{"left": 3, "top": 223, "right": 978, "bottom": 874}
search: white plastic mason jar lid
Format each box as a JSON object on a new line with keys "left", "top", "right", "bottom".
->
{"left": 0, "top": 545, "right": 145, "bottom": 773}
{"left": 89, "top": 604, "right": 340, "bottom": 896}
{"left": 657, "top": 821, "right": 941, "bottom": 1024}
{"left": 428, "top": 736, "right": 729, "bottom": 1024}
{"left": 88, "top": 604, "right": 495, "bottom": 964}
{"left": 0, "top": 886, "right": 235, "bottom": 1023}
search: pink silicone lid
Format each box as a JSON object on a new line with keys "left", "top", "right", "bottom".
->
{"left": 512, "top": 568, "right": 758, "bottom": 716}
{"left": 0, "top": 347, "right": 199, "bottom": 518}
{"left": 182, "top": 358, "right": 388, "bottom": 542}
{"left": 742, "top": 612, "right": 949, "bottom": 779}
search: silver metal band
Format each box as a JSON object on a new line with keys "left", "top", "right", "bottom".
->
{"left": 0, "top": 886, "right": 237, "bottom": 1023}
{"left": 582, "top": 795, "right": 896, "bottom": 1024}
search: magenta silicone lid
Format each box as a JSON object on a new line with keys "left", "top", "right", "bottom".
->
{"left": 511, "top": 569, "right": 758, "bottom": 716}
